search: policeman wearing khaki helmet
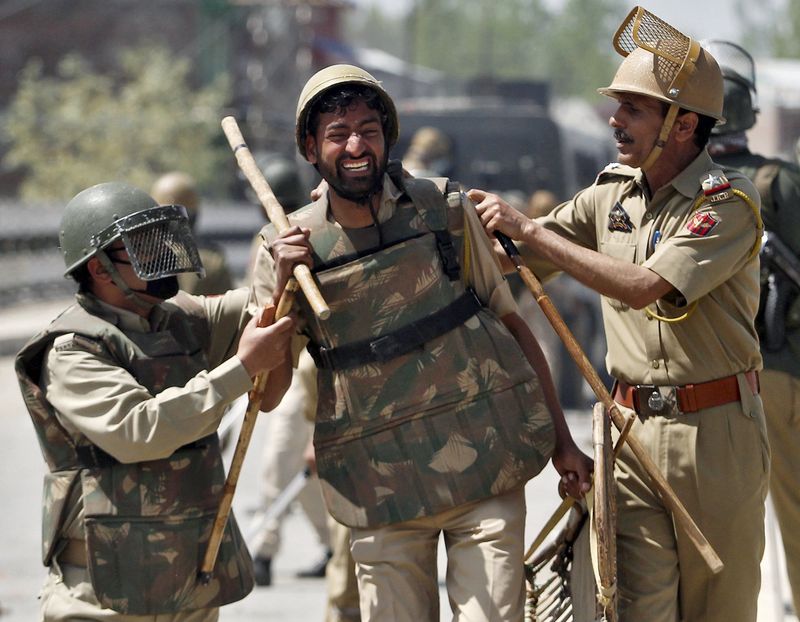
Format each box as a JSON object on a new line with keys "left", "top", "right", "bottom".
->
{"left": 15, "top": 182, "right": 295, "bottom": 620}
{"left": 472, "top": 7, "right": 767, "bottom": 621}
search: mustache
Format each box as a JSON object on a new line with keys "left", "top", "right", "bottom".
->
{"left": 614, "top": 129, "right": 633, "bottom": 144}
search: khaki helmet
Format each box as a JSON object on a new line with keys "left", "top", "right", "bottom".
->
{"left": 701, "top": 40, "right": 758, "bottom": 134}
{"left": 598, "top": 7, "right": 724, "bottom": 169}
{"left": 60, "top": 181, "right": 203, "bottom": 282}
{"left": 150, "top": 171, "right": 200, "bottom": 227}
{"left": 295, "top": 64, "right": 398, "bottom": 160}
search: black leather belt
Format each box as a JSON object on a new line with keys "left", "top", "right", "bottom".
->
{"left": 308, "top": 289, "right": 483, "bottom": 370}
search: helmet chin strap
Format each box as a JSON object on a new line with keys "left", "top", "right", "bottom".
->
{"left": 640, "top": 102, "right": 680, "bottom": 171}
{"left": 95, "top": 250, "right": 155, "bottom": 311}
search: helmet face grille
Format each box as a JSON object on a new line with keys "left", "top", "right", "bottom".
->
{"left": 613, "top": 7, "right": 692, "bottom": 96}
{"left": 113, "top": 205, "right": 204, "bottom": 280}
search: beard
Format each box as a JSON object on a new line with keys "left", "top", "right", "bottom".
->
{"left": 317, "top": 152, "right": 387, "bottom": 204}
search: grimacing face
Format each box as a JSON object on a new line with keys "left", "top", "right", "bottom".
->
{"left": 306, "top": 98, "right": 387, "bottom": 204}
{"left": 608, "top": 92, "right": 666, "bottom": 168}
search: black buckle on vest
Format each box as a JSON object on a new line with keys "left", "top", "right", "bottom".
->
{"left": 433, "top": 230, "right": 460, "bottom": 281}
{"left": 369, "top": 334, "right": 406, "bottom": 362}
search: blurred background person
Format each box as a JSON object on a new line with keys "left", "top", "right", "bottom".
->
{"left": 247, "top": 154, "right": 333, "bottom": 587}
{"left": 150, "top": 171, "right": 234, "bottom": 295}
{"left": 706, "top": 39, "right": 800, "bottom": 616}
{"left": 402, "top": 125, "right": 454, "bottom": 178}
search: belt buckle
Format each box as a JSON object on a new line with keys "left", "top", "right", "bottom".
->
{"left": 369, "top": 335, "right": 403, "bottom": 362}
{"left": 634, "top": 385, "right": 666, "bottom": 417}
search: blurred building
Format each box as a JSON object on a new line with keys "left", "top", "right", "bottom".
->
{"left": 747, "top": 57, "right": 800, "bottom": 160}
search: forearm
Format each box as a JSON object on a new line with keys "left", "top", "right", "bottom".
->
{"left": 258, "top": 353, "right": 293, "bottom": 411}
{"left": 524, "top": 225, "right": 672, "bottom": 308}
{"left": 501, "top": 313, "right": 572, "bottom": 445}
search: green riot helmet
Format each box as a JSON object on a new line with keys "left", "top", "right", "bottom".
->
{"left": 295, "top": 64, "right": 399, "bottom": 161}
{"left": 60, "top": 181, "right": 205, "bottom": 282}
{"left": 701, "top": 40, "right": 758, "bottom": 134}
{"left": 261, "top": 156, "right": 306, "bottom": 214}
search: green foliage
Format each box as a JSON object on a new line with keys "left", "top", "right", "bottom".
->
{"left": 4, "top": 46, "right": 230, "bottom": 201}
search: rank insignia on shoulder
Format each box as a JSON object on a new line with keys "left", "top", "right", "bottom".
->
{"left": 701, "top": 172, "right": 731, "bottom": 203}
{"left": 53, "top": 332, "right": 103, "bottom": 354}
{"left": 686, "top": 211, "right": 720, "bottom": 237}
{"left": 608, "top": 201, "right": 633, "bottom": 233}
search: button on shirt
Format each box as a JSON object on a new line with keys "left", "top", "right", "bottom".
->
{"left": 530, "top": 151, "right": 762, "bottom": 386}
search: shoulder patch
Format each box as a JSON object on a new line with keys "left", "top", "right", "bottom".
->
{"left": 686, "top": 212, "right": 720, "bottom": 237}
{"left": 53, "top": 332, "right": 104, "bottom": 355}
{"left": 701, "top": 171, "right": 732, "bottom": 203}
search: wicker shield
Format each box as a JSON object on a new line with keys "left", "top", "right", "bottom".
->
{"left": 524, "top": 403, "right": 618, "bottom": 622}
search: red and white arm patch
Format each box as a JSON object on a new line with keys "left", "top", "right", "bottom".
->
{"left": 686, "top": 211, "right": 720, "bottom": 236}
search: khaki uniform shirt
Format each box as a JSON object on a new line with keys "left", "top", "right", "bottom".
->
{"left": 41, "top": 288, "right": 254, "bottom": 540}
{"left": 532, "top": 150, "right": 762, "bottom": 386}
{"left": 250, "top": 174, "right": 518, "bottom": 353}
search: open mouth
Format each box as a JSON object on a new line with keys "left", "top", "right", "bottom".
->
{"left": 341, "top": 158, "right": 371, "bottom": 174}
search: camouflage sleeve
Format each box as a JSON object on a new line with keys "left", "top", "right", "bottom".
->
{"left": 42, "top": 333, "right": 253, "bottom": 464}
{"left": 461, "top": 194, "right": 518, "bottom": 317}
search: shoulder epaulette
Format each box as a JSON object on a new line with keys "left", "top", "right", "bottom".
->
{"left": 596, "top": 162, "right": 637, "bottom": 184}
{"left": 53, "top": 332, "right": 104, "bottom": 355}
{"left": 699, "top": 170, "right": 734, "bottom": 204}
{"left": 694, "top": 169, "right": 763, "bottom": 259}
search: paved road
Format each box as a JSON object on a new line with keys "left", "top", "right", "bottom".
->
{"left": 0, "top": 298, "right": 795, "bottom": 621}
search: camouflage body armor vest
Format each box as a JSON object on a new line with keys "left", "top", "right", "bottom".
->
{"left": 14, "top": 293, "right": 253, "bottom": 615}
{"left": 285, "top": 176, "right": 555, "bottom": 528}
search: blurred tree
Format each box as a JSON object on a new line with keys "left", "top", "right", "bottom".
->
{"left": 346, "top": 0, "right": 622, "bottom": 100}
{"left": 4, "top": 46, "right": 230, "bottom": 201}
{"left": 756, "top": 0, "right": 800, "bottom": 57}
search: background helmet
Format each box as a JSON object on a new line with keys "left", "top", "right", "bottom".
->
{"left": 701, "top": 40, "right": 758, "bottom": 134}
{"left": 261, "top": 156, "right": 306, "bottom": 213}
{"left": 60, "top": 181, "right": 203, "bottom": 280}
{"left": 402, "top": 126, "right": 453, "bottom": 176}
{"left": 150, "top": 171, "right": 200, "bottom": 228}
{"left": 295, "top": 64, "right": 398, "bottom": 161}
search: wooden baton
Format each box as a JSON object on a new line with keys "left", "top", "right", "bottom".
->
{"left": 221, "top": 115, "right": 330, "bottom": 320}
{"left": 199, "top": 280, "right": 299, "bottom": 583}
{"left": 495, "top": 232, "right": 723, "bottom": 575}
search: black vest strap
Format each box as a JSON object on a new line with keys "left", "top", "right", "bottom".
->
{"left": 307, "top": 289, "right": 482, "bottom": 370}
{"left": 387, "top": 160, "right": 461, "bottom": 281}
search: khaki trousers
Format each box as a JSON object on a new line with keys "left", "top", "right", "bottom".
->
{"left": 326, "top": 516, "right": 361, "bottom": 622}
{"left": 349, "top": 488, "right": 526, "bottom": 622}
{"left": 614, "top": 381, "right": 769, "bottom": 622}
{"left": 40, "top": 562, "right": 218, "bottom": 622}
{"left": 253, "top": 350, "right": 329, "bottom": 559}
{"left": 759, "top": 368, "right": 800, "bottom": 612}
